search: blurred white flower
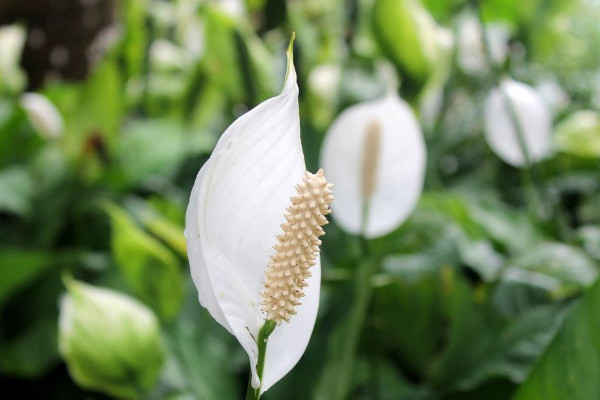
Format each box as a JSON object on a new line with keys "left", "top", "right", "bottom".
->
{"left": 484, "top": 79, "right": 552, "bottom": 167}
{"left": 308, "top": 64, "right": 342, "bottom": 104}
{"left": 536, "top": 79, "right": 570, "bottom": 114}
{"left": 457, "top": 13, "right": 509, "bottom": 75}
{"left": 0, "top": 24, "right": 27, "bottom": 93}
{"left": 218, "top": 0, "right": 246, "bottom": 17}
{"left": 150, "top": 39, "right": 193, "bottom": 71}
{"left": 320, "top": 92, "right": 426, "bottom": 238}
{"left": 184, "top": 39, "right": 332, "bottom": 395}
{"left": 59, "top": 278, "right": 164, "bottom": 400}
{"left": 20, "top": 93, "right": 64, "bottom": 139}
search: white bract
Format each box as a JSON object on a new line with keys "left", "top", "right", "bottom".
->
{"left": 456, "top": 13, "right": 509, "bottom": 75}
{"left": 185, "top": 41, "right": 330, "bottom": 394}
{"left": 320, "top": 93, "right": 426, "bottom": 238}
{"left": 484, "top": 79, "right": 552, "bottom": 167}
{"left": 0, "top": 24, "right": 26, "bottom": 92}
{"left": 20, "top": 93, "right": 64, "bottom": 139}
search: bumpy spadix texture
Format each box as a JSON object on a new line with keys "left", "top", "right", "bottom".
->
{"left": 261, "top": 169, "right": 333, "bottom": 324}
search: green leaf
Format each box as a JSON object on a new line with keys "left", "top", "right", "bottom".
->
{"left": 429, "top": 268, "right": 569, "bottom": 392}
{"left": 369, "top": 276, "right": 444, "bottom": 375}
{"left": 514, "top": 278, "right": 600, "bottom": 400}
{"left": 0, "top": 315, "right": 59, "bottom": 377}
{"left": 372, "top": 0, "right": 442, "bottom": 90}
{"left": 504, "top": 242, "right": 598, "bottom": 298}
{"left": 314, "top": 258, "right": 380, "bottom": 400}
{"left": 105, "top": 203, "right": 184, "bottom": 321}
{"left": 0, "top": 166, "right": 34, "bottom": 217}
{"left": 113, "top": 118, "right": 214, "bottom": 188}
{"left": 0, "top": 250, "right": 52, "bottom": 307}
{"left": 554, "top": 111, "right": 600, "bottom": 158}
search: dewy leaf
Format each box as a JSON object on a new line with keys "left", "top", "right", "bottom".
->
{"left": 185, "top": 36, "right": 322, "bottom": 393}
{"left": 513, "top": 278, "right": 600, "bottom": 400}
{"left": 320, "top": 92, "right": 426, "bottom": 238}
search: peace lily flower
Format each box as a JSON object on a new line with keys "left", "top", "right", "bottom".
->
{"left": 320, "top": 92, "right": 426, "bottom": 238}
{"left": 20, "top": 93, "right": 64, "bottom": 139}
{"left": 484, "top": 79, "right": 552, "bottom": 167}
{"left": 184, "top": 36, "right": 333, "bottom": 397}
{"left": 456, "top": 12, "right": 509, "bottom": 76}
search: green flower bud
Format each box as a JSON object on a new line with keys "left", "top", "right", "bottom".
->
{"left": 554, "top": 110, "right": 600, "bottom": 158}
{"left": 373, "top": 0, "right": 447, "bottom": 90}
{"left": 59, "top": 278, "right": 165, "bottom": 400}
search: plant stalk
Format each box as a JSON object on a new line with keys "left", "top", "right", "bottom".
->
{"left": 245, "top": 319, "right": 277, "bottom": 400}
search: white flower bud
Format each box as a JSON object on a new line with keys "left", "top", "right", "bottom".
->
{"left": 59, "top": 278, "right": 165, "bottom": 400}
{"left": 20, "top": 93, "right": 64, "bottom": 139}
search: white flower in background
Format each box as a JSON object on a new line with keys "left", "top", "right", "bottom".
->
{"left": 218, "top": 0, "right": 247, "bottom": 17}
{"left": 308, "top": 64, "right": 342, "bottom": 104}
{"left": 320, "top": 93, "right": 426, "bottom": 238}
{"left": 484, "top": 79, "right": 552, "bottom": 167}
{"left": 0, "top": 24, "right": 26, "bottom": 93}
{"left": 150, "top": 39, "right": 193, "bottom": 71}
{"left": 59, "top": 278, "right": 164, "bottom": 400}
{"left": 535, "top": 78, "right": 570, "bottom": 114}
{"left": 20, "top": 93, "right": 64, "bottom": 139}
{"left": 457, "top": 13, "right": 509, "bottom": 75}
{"left": 184, "top": 38, "right": 333, "bottom": 395}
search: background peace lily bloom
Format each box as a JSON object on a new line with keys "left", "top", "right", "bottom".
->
{"left": 185, "top": 39, "right": 332, "bottom": 395}
{"left": 320, "top": 92, "right": 426, "bottom": 238}
{"left": 484, "top": 79, "right": 552, "bottom": 167}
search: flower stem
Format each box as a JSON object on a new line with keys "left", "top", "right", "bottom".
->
{"left": 471, "top": 0, "right": 553, "bottom": 225}
{"left": 315, "top": 203, "right": 379, "bottom": 399}
{"left": 245, "top": 319, "right": 277, "bottom": 400}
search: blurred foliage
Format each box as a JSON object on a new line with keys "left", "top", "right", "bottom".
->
{"left": 0, "top": 0, "right": 599, "bottom": 399}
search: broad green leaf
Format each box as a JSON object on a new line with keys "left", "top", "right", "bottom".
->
{"left": 314, "top": 258, "right": 379, "bottom": 400}
{"left": 369, "top": 276, "right": 443, "bottom": 375}
{"left": 105, "top": 203, "right": 184, "bottom": 321}
{"left": 61, "top": 61, "right": 124, "bottom": 159}
{"left": 0, "top": 166, "right": 34, "bottom": 217}
{"left": 0, "top": 316, "right": 58, "bottom": 377}
{"left": 503, "top": 242, "right": 598, "bottom": 298}
{"left": 554, "top": 110, "right": 600, "bottom": 158}
{"left": 0, "top": 250, "right": 52, "bottom": 307}
{"left": 429, "top": 268, "right": 568, "bottom": 392}
{"left": 113, "top": 118, "right": 214, "bottom": 188}
{"left": 514, "top": 278, "right": 600, "bottom": 400}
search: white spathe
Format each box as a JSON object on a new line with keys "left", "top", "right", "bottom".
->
{"left": 21, "top": 93, "right": 64, "bottom": 139}
{"left": 184, "top": 45, "right": 318, "bottom": 394}
{"left": 484, "top": 79, "right": 552, "bottom": 167}
{"left": 320, "top": 93, "right": 426, "bottom": 238}
{"left": 456, "top": 13, "right": 509, "bottom": 75}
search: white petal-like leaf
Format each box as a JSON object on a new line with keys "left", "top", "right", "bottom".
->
{"left": 320, "top": 93, "right": 426, "bottom": 238}
{"left": 484, "top": 79, "right": 552, "bottom": 167}
{"left": 185, "top": 45, "right": 319, "bottom": 392}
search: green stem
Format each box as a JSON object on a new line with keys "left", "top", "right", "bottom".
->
{"left": 315, "top": 204, "right": 379, "bottom": 399}
{"left": 471, "top": 0, "right": 553, "bottom": 225}
{"left": 245, "top": 320, "right": 277, "bottom": 400}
